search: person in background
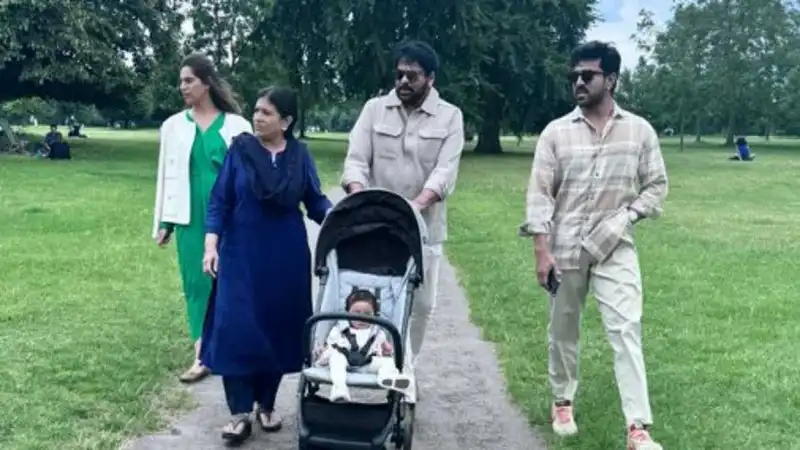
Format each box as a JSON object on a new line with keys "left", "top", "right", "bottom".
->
{"left": 522, "top": 41, "right": 667, "bottom": 450}
{"left": 730, "top": 136, "right": 755, "bottom": 161}
{"left": 340, "top": 41, "right": 465, "bottom": 400}
{"left": 200, "top": 86, "right": 332, "bottom": 445}
{"left": 151, "top": 52, "right": 252, "bottom": 384}
{"left": 44, "top": 124, "right": 71, "bottom": 159}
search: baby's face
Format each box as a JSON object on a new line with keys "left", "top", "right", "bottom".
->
{"left": 348, "top": 300, "right": 375, "bottom": 328}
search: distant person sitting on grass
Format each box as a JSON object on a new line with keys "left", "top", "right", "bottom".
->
{"left": 68, "top": 123, "right": 87, "bottom": 138}
{"left": 43, "top": 124, "right": 62, "bottom": 146}
{"left": 44, "top": 124, "right": 71, "bottom": 160}
{"left": 729, "top": 137, "right": 755, "bottom": 161}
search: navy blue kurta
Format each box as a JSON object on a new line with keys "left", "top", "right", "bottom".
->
{"left": 200, "top": 136, "right": 331, "bottom": 377}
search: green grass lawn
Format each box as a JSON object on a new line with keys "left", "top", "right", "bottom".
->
{"left": 446, "top": 139, "right": 800, "bottom": 449}
{"left": 0, "top": 130, "right": 345, "bottom": 450}
{"left": 2, "top": 128, "right": 798, "bottom": 449}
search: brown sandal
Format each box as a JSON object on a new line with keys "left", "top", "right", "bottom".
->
{"left": 255, "top": 408, "right": 283, "bottom": 432}
{"left": 221, "top": 417, "right": 252, "bottom": 445}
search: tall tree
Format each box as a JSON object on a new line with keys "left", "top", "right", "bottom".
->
{"left": 150, "top": 0, "right": 189, "bottom": 120}
{"left": 471, "top": 0, "right": 597, "bottom": 153}
{"left": 637, "top": 5, "right": 711, "bottom": 150}
{"left": 331, "top": 0, "right": 596, "bottom": 152}
{"left": 261, "top": 0, "right": 338, "bottom": 136}
{"left": 0, "top": 0, "right": 176, "bottom": 109}
{"left": 622, "top": 1, "right": 800, "bottom": 142}
{"left": 186, "top": 0, "right": 277, "bottom": 111}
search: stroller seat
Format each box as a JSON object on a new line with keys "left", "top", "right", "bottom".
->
{"left": 298, "top": 189, "right": 425, "bottom": 449}
{"left": 302, "top": 270, "right": 410, "bottom": 389}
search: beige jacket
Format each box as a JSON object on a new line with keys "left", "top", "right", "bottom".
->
{"left": 341, "top": 88, "right": 465, "bottom": 244}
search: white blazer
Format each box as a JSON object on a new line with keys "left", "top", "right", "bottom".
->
{"left": 151, "top": 111, "right": 253, "bottom": 238}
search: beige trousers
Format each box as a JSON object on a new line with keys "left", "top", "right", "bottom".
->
{"left": 548, "top": 242, "right": 653, "bottom": 427}
{"left": 409, "top": 243, "right": 442, "bottom": 358}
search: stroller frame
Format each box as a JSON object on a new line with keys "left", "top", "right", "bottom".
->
{"left": 296, "top": 189, "right": 426, "bottom": 450}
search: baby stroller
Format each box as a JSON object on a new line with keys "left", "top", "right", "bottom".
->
{"left": 298, "top": 188, "right": 427, "bottom": 449}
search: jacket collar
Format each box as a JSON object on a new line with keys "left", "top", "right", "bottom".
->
{"left": 385, "top": 87, "right": 440, "bottom": 115}
{"left": 569, "top": 101, "right": 628, "bottom": 123}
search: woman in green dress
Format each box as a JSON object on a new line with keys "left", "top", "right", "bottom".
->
{"left": 152, "top": 53, "right": 253, "bottom": 383}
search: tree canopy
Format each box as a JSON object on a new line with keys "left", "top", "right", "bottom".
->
{"left": 0, "top": 0, "right": 182, "bottom": 114}
{"left": 2, "top": 0, "right": 600, "bottom": 151}
{"left": 618, "top": 0, "right": 800, "bottom": 148}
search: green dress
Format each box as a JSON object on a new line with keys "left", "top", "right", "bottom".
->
{"left": 163, "top": 112, "right": 228, "bottom": 341}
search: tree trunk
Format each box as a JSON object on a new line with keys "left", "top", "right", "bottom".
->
{"left": 694, "top": 115, "right": 702, "bottom": 142}
{"left": 298, "top": 101, "right": 308, "bottom": 138}
{"left": 725, "top": 110, "right": 735, "bottom": 146}
{"left": 474, "top": 121, "right": 503, "bottom": 153}
{"left": 678, "top": 97, "right": 685, "bottom": 152}
{"left": 474, "top": 87, "right": 504, "bottom": 153}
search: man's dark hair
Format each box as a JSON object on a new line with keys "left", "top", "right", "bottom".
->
{"left": 570, "top": 41, "right": 621, "bottom": 93}
{"left": 570, "top": 40, "right": 621, "bottom": 75}
{"left": 393, "top": 40, "right": 440, "bottom": 76}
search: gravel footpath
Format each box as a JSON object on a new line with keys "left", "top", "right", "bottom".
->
{"left": 122, "top": 188, "right": 545, "bottom": 450}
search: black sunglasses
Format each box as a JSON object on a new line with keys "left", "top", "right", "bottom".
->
{"left": 396, "top": 69, "right": 423, "bottom": 83}
{"left": 567, "top": 70, "right": 605, "bottom": 84}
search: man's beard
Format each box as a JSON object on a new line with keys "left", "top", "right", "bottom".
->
{"left": 400, "top": 85, "right": 429, "bottom": 107}
{"left": 575, "top": 89, "right": 602, "bottom": 108}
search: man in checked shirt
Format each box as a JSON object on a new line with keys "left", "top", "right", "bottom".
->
{"left": 522, "top": 41, "right": 668, "bottom": 450}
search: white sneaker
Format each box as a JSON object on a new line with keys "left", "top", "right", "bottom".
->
{"left": 329, "top": 384, "right": 351, "bottom": 403}
{"left": 552, "top": 401, "right": 578, "bottom": 437}
{"left": 377, "top": 365, "right": 414, "bottom": 395}
{"left": 378, "top": 372, "right": 414, "bottom": 395}
{"left": 627, "top": 425, "right": 663, "bottom": 450}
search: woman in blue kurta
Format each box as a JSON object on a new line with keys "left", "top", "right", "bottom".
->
{"left": 200, "top": 86, "right": 332, "bottom": 444}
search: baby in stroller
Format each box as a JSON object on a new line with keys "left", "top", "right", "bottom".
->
{"left": 316, "top": 289, "right": 413, "bottom": 402}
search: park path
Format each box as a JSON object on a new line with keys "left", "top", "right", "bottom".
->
{"left": 122, "top": 188, "right": 545, "bottom": 450}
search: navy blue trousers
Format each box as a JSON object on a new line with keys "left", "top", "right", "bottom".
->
{"left": 222, "top": 372, "right": 283, "bottom": 415}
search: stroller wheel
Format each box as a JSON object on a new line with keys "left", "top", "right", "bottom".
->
{"left": 394, "top": 402, "right": 415, "bottom": 449}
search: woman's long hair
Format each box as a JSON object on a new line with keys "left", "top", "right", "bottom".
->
{"left": 181, "top": 52, "right": 242, "bottom": 115}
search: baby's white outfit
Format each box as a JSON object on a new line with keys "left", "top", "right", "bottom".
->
{"left": 318, "top": 322, "right": 412, "bottom": 402}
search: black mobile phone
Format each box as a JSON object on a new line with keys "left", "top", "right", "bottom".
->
{"left": 546, "top": 267, "right": 560, "bottom": 296}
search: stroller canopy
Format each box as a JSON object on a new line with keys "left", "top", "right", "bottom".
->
{"left": 314, "top": 189, "right": 427, "bottom": 280}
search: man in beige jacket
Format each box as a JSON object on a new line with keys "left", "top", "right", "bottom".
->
{"left": 341, "top": 40, "right": 465, "bottom": 372}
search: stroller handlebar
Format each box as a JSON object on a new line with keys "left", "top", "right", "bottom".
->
{"left": 302, "top": 313, "right": 405, "bottom": 371}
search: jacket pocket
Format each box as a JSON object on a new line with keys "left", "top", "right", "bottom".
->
{"left": 417, "top": 127, "right": 447, "bottom": 165}
{"left": 372, "top": 124, "right": 403, "bottom": 160}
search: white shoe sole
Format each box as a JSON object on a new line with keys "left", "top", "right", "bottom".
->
{"left": 552, "top": 422, "right": 578, "bottom": 437}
